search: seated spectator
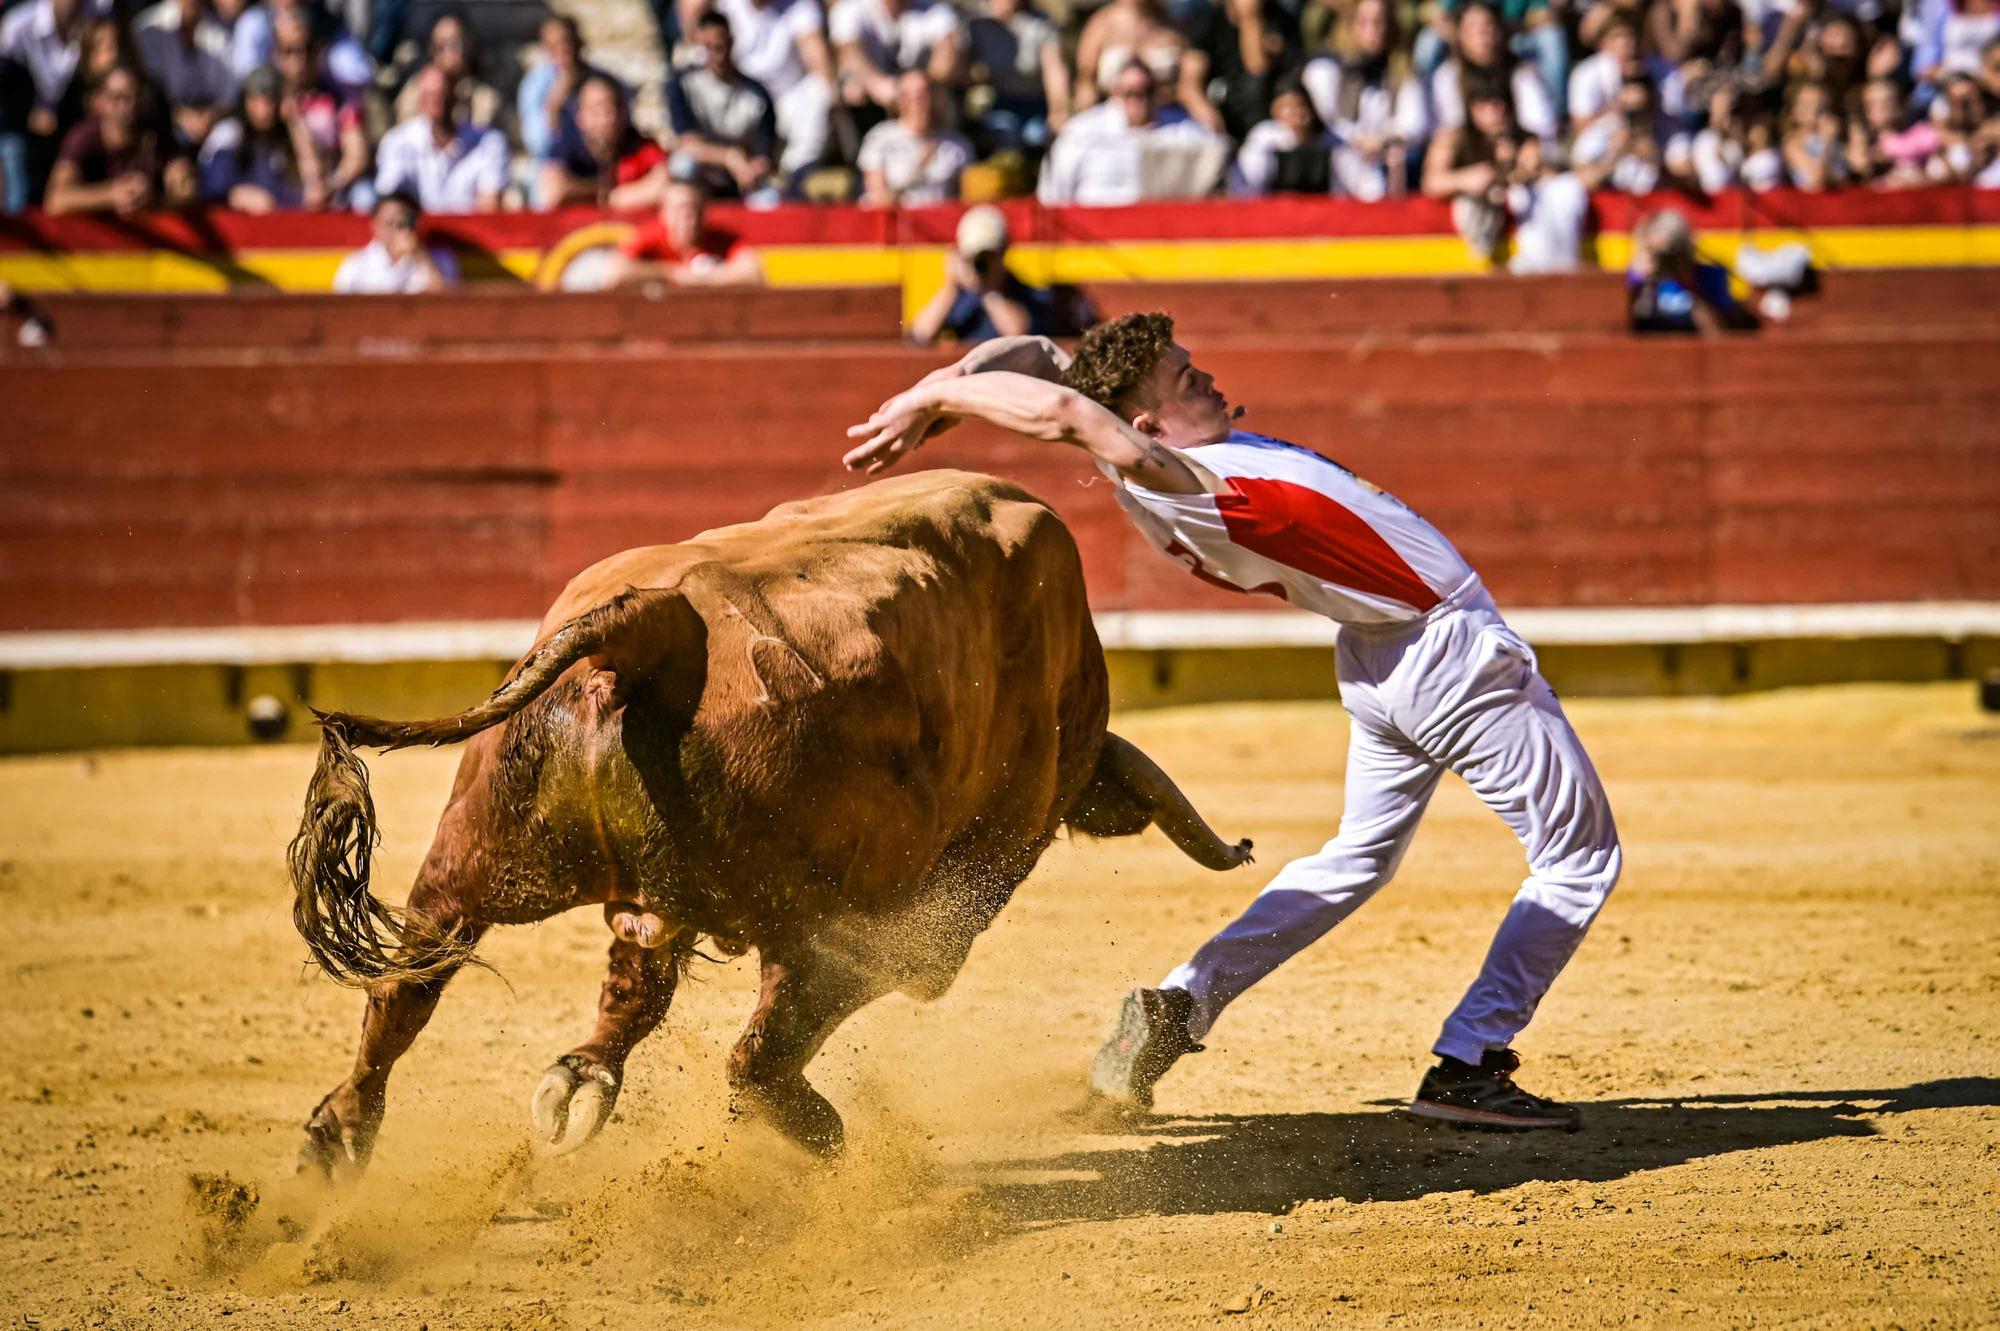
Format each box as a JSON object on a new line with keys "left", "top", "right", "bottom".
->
{"left": 231, "top": 0, "right": 370, "bottom": 95}
{"left": 539, "top": 72, "right": 668, "bottom": 209}
{"left": 857, "top": 67, "right": 972, "bottom": 204}
{"left": 1689, "top": 81, "right": 1784, "bottom": 191}
{"left": 1780, "top": 78, "right": 1850, "bottom": 189}
{"left": 132, "top": 0, "right": 238, "bottom": 148}
{"left": 1072, "top": 0, "right": 1222, "bottom": 132}
{"left": 1847, "top": 76, "right": 1942, "bottom": 186}
{"left": 829, "top": 0, "right": 964, "bottom": 115}
{"left": 0, "top": 0, "right": 107, "bottom": 210}
{"left": 1415, "top": 0, "right": 1565, "bottom": 111}
{"left": 1300, "top": 0, "right": 1428, "bottom": 200}
{"left": 714, "top": 0, "right": 836, "bottom": 187}
{"left": 966, "top": 0, "right": 1069, "bottom": 151}
{"left": 1186, "top": 0, "right": 1306, "bottom": 140}
{"left": 198, "top": 63, "right": 318, "bottom": 208}
{"left": 269, "top": 12, "right": 369, "bottom": 207}
{"left": 1503, "top": 135, "right": 1592, "bottom": 272}
{"left": 1039, "top": 57, "right": 1226, "bottom": 204}
{"left": 392, "top": 9, "right": 500, "bottom": 131}
{"left": 44, "top": 64, "right": 195, "bottom": 212}
{"left": 1627, "top": 207, "right": 1757, "bottom": 332}
{"left": 909, "top": 204, "right": 1056, "bottom": 344}
{"left": 1909, "top": 0, "right": 2000, "bottom": 94}
{"left": 665, "top": 10, "right": 778, "bottom": 199}
{"left": 373, "top": 64, "right": 507, "bottom": 212}
{"left": 1429, "top": 2, "right": 1556, "bottom": 144}
{"left": 1572, "top": 72, "right": 1696, "bottom": 193}
{"left": 1229, "top": 76, "right": 1337, "bottom": 194}
{"left": 609, "top": 175, "right": 764, "bottom": 286}
{"left": 517, "top": 17, "right": 615, "bottom": 164}
{"left": 1569, "top": 17, "right": 1683, "bottom": 138}
{"left": 1933, "top": 68, "right": 2000, "bottom": 180}
{"left": 334, "top": 188, "right": 459, "bottom": 291}
{"left": 1423, "top": 86, "right": 1517, "bottom": 261}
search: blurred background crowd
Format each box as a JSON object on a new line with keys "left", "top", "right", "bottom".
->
{"left": 3, "top": 0, "right": 1996, "bottom": 223}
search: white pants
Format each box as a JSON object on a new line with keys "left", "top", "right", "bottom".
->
{"left": 774, "top": 75, "right": 833, "bottom": 179}
{"left": 1162, "top": 583, "right": 1621, "bottom": 1064}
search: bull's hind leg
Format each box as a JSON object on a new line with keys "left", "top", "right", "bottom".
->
{"left": 531, "top": 921, "right": 694, "bottom": 1155}
{"left": 727, "top": 943, "right": 887, "bottom": 1157}
{"left": 299, "top": 892, "right": 485, "bottom": 1179}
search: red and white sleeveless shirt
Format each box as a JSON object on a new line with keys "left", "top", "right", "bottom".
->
{"left": 1107, "top": 431, "right": 1478, "bottom": 627}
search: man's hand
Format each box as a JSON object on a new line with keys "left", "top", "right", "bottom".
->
{"left": 843, "top": 387, "right": 943, "bottom": 475}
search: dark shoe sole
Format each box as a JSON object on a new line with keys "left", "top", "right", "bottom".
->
{"left": 1407, "top": 1098, "right": 1582, "bottom": 1133}
{"left": 1088, "top": 990, "right": 1158, "bottom": 1109}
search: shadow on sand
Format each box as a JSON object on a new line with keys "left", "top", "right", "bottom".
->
{"left": 975, "top": 1078, "right": 1999, "bottom": 1227}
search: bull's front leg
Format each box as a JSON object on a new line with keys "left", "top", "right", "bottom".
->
{"left": 531, "top": 909, "right": 691, "bottom": 1155}
{"left": 726, "top": 943, "right": 884, "bottom": 1157}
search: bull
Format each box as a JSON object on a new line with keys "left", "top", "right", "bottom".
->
{"left": 288, "top": 470, "right": 1250, "bottom": 1173}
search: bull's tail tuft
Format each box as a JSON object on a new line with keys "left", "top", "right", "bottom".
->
{"left": 287, "top": 718, "right": 474, "bottom": 987}
{"left": 1066, "top": 734, "right": 1255, "bottom": 871}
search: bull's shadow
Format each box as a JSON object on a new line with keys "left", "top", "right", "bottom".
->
{"left": 973, "top": 1078, "right": 1999, "bottom": 1227}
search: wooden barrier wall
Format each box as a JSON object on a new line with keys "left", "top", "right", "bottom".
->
{"left": 5, "top": 318, "right": 1995, "bottom": 632}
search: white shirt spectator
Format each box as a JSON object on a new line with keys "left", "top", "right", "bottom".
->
{"left": 715, "top": 0, "right": 823, "bottom": 96}
{"left": 1506, "top": 171, "right": 1589, "bottom": 273}
{"left": 829, "top": 0, "right": 962, "bottom": 74}
{"left": 133, "top": 0, "right": 239, "bottom": 108}
{"left": 230, "top": 3, "right": 372, "bottom": 90}
{"left": 1429, "top": 60, "right": 1556, "bottom": 142}
{"left": 1227, "top": 119, "right": 1336, "bottom": 195}
{"left": 1691, "top": 125, "right": 1784, "bottom": 192}
{"left": 373, "top": 117, "right": 509, "bottom": 212}
{"left": 1300, "top": 55, "right": 1429, "bottom": 201}
{"left": 856, "top": 116, "right": 971, "bottom": 202}
{"left": 1567, "top": 51, "right": 1685, "bottom": 125}
{"left": 1038, "top": 100, "right": 1222, "bottom": 205}
{"left": 333, "top": 239, "right": 461, "bottom": 292}
{"left": 1571, "top": 116, "right": 1694, "bottom": 192}
{"left": 0, "top": 0, "right": 110, "bottom": 108}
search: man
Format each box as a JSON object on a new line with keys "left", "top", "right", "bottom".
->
{"left": 515, "top": 15, "right": 613, "bottom": 163}
{"left": 44, "top": 63, "right": 196, "bottom": 213}
{"left": 855, "top": 67, "right": 971, "bottom": 205}
{"left": 0, "top": 0, "right": 107, "bottom": 208}
{"left": 908, "top": 204, "right": 1055, "bottom": 345}
{"left": 333, "top": 188, "right": 458, "bottom": 292}
{"left": 132, "top": 0, "right": 238, "bottom": 147}
{"left": 712, "top": 0, "right": 836, "bottom": 187}
{"left": 537, "top": 72, "right": 667, "bottom": 209}
{"left": 828, "top": 0, "right": 963, "bottom": 113}
{"left": 373, "top": 64, "right": 507, "bottom": 212}
{"left": 608, "top": 175, "right": 763, "bottom": 287}
{"left": 1627, "top": 208, "right": 1757, "bottom": 334}
{"left": 1038, "top": 58, "right": 1224, "bottom": 205}
{"left": 665, "top": 10, "right": 777, "bottom": 199}
{"left": 841, "top": 313, "right": 1623, "bottom": 1131}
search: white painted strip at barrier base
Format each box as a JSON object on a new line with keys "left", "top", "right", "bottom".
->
{"left": 0, "top": 602, "right": 1996, "bottom": 671}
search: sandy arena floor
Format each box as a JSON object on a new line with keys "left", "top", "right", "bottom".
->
{"left": 2, "top": 684, "right": 1997, "bottom": 1330}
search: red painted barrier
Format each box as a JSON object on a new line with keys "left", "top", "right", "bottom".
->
{"left": 5, "top": 322, "right": 1994, "bottom": 633}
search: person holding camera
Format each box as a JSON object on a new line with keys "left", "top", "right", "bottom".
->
{"left": 1627, "top": 208, "right": 1757, "bottom": 334}
{"left": 908, "top": 204, "right": 1056, "bottom": 345}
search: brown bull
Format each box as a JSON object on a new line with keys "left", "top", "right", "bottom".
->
{"left": 289, "top": 470, "right": 1250, "bottom": 1172}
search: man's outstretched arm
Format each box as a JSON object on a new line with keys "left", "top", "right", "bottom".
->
{"left": 843, "top": 371, "right": 1210, "bottom": 495}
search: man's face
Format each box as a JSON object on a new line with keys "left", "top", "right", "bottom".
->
{"left": 273, "top": 15, "right": 310, "bottom": 82}
{"left": 696, "top": 22, "right": 730, "bottom": 71}
{"left": 1352, "top": 0, "right": 1388, "bottom": 54}
{"left": 577, "top": 80, "right": 620, "bottom": 142}
{"left": 374, "top": 199, "right": 417, "bottom": 251}
{"left": 1132, "top": 344, "right": 1234, "bottom": 447}
{"left": 1459, "top": 8, "right": 1499, "bottom": 64}
{"left": 1113, "top": 67, "right": 1154, "bottom": 127}
{"left": 542, "top": 19, "right": 579, "bottom": 66}
{"left": 663, "top": 183, "right": 704, "bottom": 245}
{"left": 1602, "top": 25, "right": 1635, "bottom": 64}
{"left": 416, "top": 66, "right": 452, "bottom": 122}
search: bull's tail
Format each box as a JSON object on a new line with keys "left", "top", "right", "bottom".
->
{"left": 1065, "top": 734, "right": 1255, "bottom": 871}
{"left": 288, "top": 586, "right": 685, "bottom": 987}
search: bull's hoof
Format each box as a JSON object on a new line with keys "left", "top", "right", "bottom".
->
{"left": 731, "top": 1080, "right": 845, "bottom": 1158}
{"left": 531, "top": 1054, "right": 620, "bottom": 1156}
{"left": 297, "top": 1095, "right": 370, "bottom": 1181}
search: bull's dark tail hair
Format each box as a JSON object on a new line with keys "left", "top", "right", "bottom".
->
{"left": 288, "top": 587, "right": 677, "bottom": 987}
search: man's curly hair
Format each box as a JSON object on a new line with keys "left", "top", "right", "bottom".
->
{"left": 1062, "top": 311, "right": 1176, "bottom": 415}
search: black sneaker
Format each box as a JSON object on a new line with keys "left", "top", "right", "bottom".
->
{"left": 1089, "top": 987, "right": 1202, "bottom": 1110}
{"left": 1408, "top": 1049, "right": 1582, "bottom": 1132}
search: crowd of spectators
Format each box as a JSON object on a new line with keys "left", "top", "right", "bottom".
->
{"left": 3, "top": 0, "right": 1999, "bottom": 226}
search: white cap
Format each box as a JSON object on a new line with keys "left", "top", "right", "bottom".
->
{"left": 955, "top": 206, "right": 1009, "bottom": 258}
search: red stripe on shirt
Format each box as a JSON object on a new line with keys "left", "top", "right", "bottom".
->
{"left": 1214, "top": 476, "right": 1441, "bottom": 612}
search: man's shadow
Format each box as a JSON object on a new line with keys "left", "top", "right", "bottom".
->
{"left": 975, "top": 1079, "right": 1998, "bottom": 1226}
